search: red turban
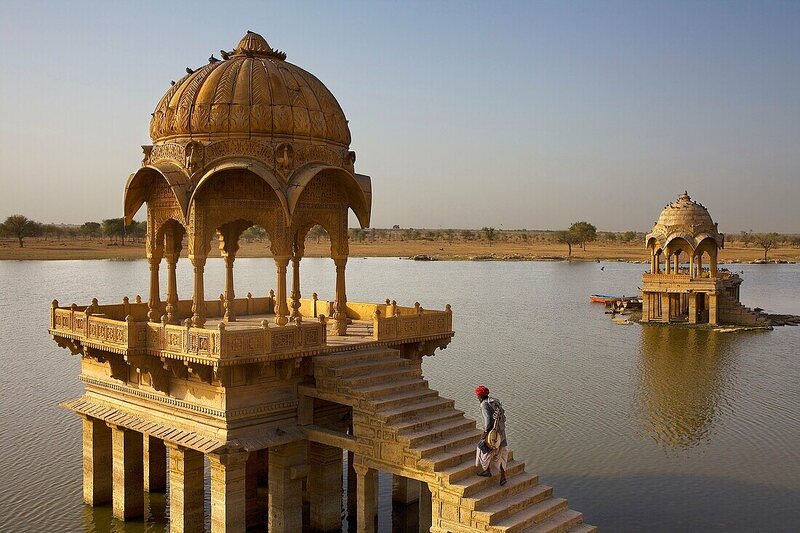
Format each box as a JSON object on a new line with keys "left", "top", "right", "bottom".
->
{"left": 475, "top": 385, "right": 490, "bottom": 397}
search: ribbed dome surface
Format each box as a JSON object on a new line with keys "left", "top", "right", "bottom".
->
{"left": 149, "top": 32, "right": 350, "bottom": 146}
{"left": 655, "top": 192, "right": 716, "bottom": 230}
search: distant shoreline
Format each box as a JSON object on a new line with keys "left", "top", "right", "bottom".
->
{"left": 2, "top": 238, "right": 798, "bottom": 263}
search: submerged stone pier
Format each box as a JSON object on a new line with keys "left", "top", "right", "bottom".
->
{"left": 50, "top": 31, "right": 596, "bottom": 532}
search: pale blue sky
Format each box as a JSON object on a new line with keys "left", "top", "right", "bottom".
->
{"left": 1, "top": 1, "right": 798, "bottom": 232}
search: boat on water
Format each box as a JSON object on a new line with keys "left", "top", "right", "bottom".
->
{"left": 590, "top": 294, "right": 622, "bottom": 303}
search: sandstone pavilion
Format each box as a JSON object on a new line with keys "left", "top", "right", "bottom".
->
{"left": 49, "top": 31, "right": 596, "bottom": 533}
{"left": 641, "top": 192, "right": 769, "bottom": 327}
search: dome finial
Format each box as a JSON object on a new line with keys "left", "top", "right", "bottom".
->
{"left": 232, "top": 30, "right": 286, "bottom": 60}
{"left": 679, "top": 190, "right": 691, "bottom": 202}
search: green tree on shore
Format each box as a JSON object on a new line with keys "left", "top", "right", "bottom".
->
{"left": 101, "top": 218, "right": 126, "bottom": 245}
{"left": 754, "top": 232, "right": 781, "bottom": 261}
{"left": 554, "top": 230, "right": 580, "bottom": 257}
{"left": 482, "top": 227, "right": 496, "bottom": 247}
{"left": 569, "top": 221, "right": 597, "bottom": 250}
{"left": 80, "top": 221, "right": 102, "bottom": 239}
{"left": 1, "top": 214, "right": 42, "bottom": 247}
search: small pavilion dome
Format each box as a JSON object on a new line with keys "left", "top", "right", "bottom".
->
{"left": 149, "top": 31, "right": 351, "bottom": 146}
{"left": 646, "top": 192, "right": 724, "bottom": 251}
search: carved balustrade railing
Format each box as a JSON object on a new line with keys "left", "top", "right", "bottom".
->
{"left": 50, "top": 298, "right": 326, "bottom": 361}
{"left": 50, "top": 296, "right": 453, "bottom": 358}
{"left": 144, "top": 320, "right": 326, "bottom": 360}
{"left": 372, "top": 303, "right": 453, "bottom": 342}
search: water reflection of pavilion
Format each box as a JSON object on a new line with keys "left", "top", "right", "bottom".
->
{"left": 636, "top": 326, "right": 735, "bottom": 448}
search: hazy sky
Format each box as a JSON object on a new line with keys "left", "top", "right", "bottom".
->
{"left": 1, "top": 1, "right": 798, "bottom": 232}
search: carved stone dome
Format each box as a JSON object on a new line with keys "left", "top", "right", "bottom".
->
{"left": 647, "top": 192, "right": 724, "bottom": 249}
{"left": 655, "top": 192, "right": 715, "bottom": 230}
{"left": 149, "top": 31, "right": 351, "bottom": 146}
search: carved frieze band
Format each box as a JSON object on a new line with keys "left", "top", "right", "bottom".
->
{"left": 144, "top": 139, "right": 347, "bottom": 178}
{"left": 80, "top": 375, "right": 226, "bottom": 417}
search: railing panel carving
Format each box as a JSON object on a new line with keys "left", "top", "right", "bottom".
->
{"left": 50, "top": 299, "right": 451, "bottom": 359}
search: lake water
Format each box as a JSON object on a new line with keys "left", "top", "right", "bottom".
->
{"left": 1, "top": 258, "right": 799, "bottom": 532}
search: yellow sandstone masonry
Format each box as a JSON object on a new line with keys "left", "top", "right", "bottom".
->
{"left": 50, "top": 30, "right": 596, "bottom": 532}
{"left": 641, "top": 192, "right": 771, "bottom": 327}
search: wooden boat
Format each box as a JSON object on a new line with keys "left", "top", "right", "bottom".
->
{"left": 590, "top": 294, "right": 619, "bottom": 303}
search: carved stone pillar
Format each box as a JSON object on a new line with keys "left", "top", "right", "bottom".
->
{"left": 223, "top": 254, "right": 236, "bottom": 322}
{"left": 290, "top": 242, "right": 303, "bottom": 319}
{"left": 109, "top": 425, "right": 144, "bottom": 521}
{"left": 166, "top": 443, "right": 205, "bottom": 533}
{"left": 164, "top": 226, "right": 182, "bottom": 324}
{"left": 209, "top": 449, "right": 249, "bottom": 533}
{"left": 710, "top": 251, "right": 718, "bottom": 278}
{"left": 353, "top": 462, "right": 377, "bottom": 533}
{"left": 661, "top": 292, "right": 671, "bottom": 323}
{"left": 333, "top": 256, "right": 348, "bottom": 336}
{"left": 190, "top": 256, "right": 207, "bottom": 327}
{"left": 273, "top": 256, "right": 291, "bottom": 326}
{"left": 81, "top": 416, "right": 112, "bottom": 506}
{"left": 165, "top": 254, "right": 179, "bottom": 323}
{"left": 708, "top": 292, "right": 719, "bottom": 325}
{"left": 268, "top": 442, "right": 308, "bottom": 532}
{"left": 674, "top": 252, "right": 680, "bottom": 274}
{"left": 688, "top": 293, "right": 698, "bottom": 324}
{"left": 148, "top": 253, "right": 163, "bottom": 322}
{"left": 689, "top": 254, "right": 695, "bottom": 279}
{"left": 308, "top": 442, "right": 343, "bottom": 532}
{"left": 144, "top": 435, "right": 166, "bottom": 492}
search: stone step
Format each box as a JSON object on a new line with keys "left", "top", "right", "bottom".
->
{"left": 422, "top": 441, "right": 477, "bottom": 471}
{"left": 400, "top": 417, "right": 476, "bottom": 447}
{"left": 355, "top": 377, "right": 429, "bottom": 399}
{"left": 490, "top": 497, "right": 569, "bottom": 533}
{"left": 563, "top": 524, "right": 597, "bottom": 533}
{"left": 316, "top": 347, "right": 398, "bottom": 368}
{"left": 415, "top": 427, "right": 482, "bottom": 458}
{"left": 372, "top": 387, "right": 440, "bottom": 411}
{"left": 394, "top": 409, "right": 466, "bottom": 435}
{"left": 439, "top": 458, "right": 525, "bottom": 495}
{"left": 477, "top": 484, "right": 554, "bottom": 524}
{"left": 329, "top": 356, "right": 413, "bottom": 378}
{"left": 520, "top": 509, "right": 585, "bottom": 533}
{"left": 341, "top": 366, "right": 422, "bottom": 387}
{"left": 380, "top": 397, "right": 456, "bottom": 424}
{"left": 471, "top": 471, "right": 542, "bottom": 509}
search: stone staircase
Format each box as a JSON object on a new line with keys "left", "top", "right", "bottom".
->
{"left": 313, "top": 347, "right": 596, "bottom": 533}
{"left": 717, "top": 292, "right": 771, "bottom": 327}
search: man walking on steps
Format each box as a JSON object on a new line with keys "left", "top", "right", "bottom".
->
{"left": 475, "top": 385, "right": 508, "bottom": 485}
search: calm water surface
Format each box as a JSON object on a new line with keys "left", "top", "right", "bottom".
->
{"left": 1, "top": 258, "right": 799, "bottom": 532}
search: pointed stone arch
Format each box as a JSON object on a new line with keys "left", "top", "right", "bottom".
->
{"left": 188, "top": 158, "right": 290, "bottom": 222}
{"left": 287, "top": 163, "right": 371, "bottom": 229}
{"left": 124, "top": 161, "right": 191, "bottom": 225}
